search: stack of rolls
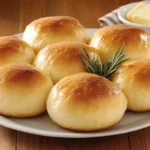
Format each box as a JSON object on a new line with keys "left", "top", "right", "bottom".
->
{"left": 0, "top": 16, "right": 150, "bottom": 132}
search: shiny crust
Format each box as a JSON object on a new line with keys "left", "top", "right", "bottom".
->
{"left": 47, "top": 73, "right": 127, "bottom": 131}
{"left": 112, "top": 59, "right": 150, "bottom": 112}
{"left": 0, "top": 63, "right": 53, "bottom": 117}
{"left": 0, "top": 36, "right": 35, "bottom": 66}
{"left": 34, "top": 41, "right": 101, "bottom": 84}
{"left": 23, "top": 16, "right": 91, "bottom": 53}
{"left": 90, "top": 24, "right": 150, "bottom": 63}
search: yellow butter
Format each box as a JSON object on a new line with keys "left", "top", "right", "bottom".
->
{"left": 127, "top": 3, "right": 150, "bottom": 26}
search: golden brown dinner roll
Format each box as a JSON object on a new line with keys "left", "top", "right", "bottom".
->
{"left": 112, "top": 59, "right": 150, "bottom": 112}
{"left": 0, "top": 36, "right": 35, "bottom": 66}
{"left": 90, "top": 24, "right": 150, "bottom": 63}
{"left": 0, "top": 63, "right": 53, "bottom": 117}
{"left": 47, "top": 73, "right": 127, "bottom": 131}
{"left": 23, "top": 16, "right": 91, "bottom": 53}
{"left": 34, "top": 41, "right": 100, "bottom": 84}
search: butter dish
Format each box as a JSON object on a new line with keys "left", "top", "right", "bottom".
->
{"left": 118, "top": 2, "right": 150, "bottom": 34}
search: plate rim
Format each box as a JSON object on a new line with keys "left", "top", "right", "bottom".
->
{"left": 1, "top": 115, "right": 150, "bottom": 138}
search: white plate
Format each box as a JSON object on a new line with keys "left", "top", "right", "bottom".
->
{"left": 118, "top": 2, "right": 150, "bottom": 34}
{"left": 0, "top": 29, "right": 150, "bottom": 138}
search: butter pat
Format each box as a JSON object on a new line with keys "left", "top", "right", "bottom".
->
{"left": 127, "top": 3, "right": 150, "bottom": 26}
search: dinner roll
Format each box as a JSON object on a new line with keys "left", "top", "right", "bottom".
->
{"left": 47, "top": 73, "right": 127, "bottom": 131}
{"left": 0, "top": 63, "right": 53, "bottom": 117}
{"left": 0, "top": 36, "right": 35, "bottom": 66}
{"left": 23, "top": 16, "right": 91, "bottom": 53}
{"left": 90, "top": 24, "right": 150, "bottom": 63}
{"left": 34, "top": 41, "right": 100, "bottom": 84}
{"left": 112, "top": 59, "right": 150, "bottom": 112}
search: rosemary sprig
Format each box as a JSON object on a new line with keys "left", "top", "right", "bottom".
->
{"left": 78, "top": 45, "right": 129, "bottom": 79}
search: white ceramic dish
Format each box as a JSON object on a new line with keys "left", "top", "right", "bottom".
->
{"left": 0, "top": 28, "right": 150, "bottom": 138}
{"left": 118, "top": 2, "right": 150, "bottom": 34}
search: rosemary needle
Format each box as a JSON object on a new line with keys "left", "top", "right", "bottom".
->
{"left": 78, "top": 45, "right": 129, "bottom": 79}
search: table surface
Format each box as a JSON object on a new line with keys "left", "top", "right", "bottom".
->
{"left": 1, "top": 0, "right": 149, "bottom": 150}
